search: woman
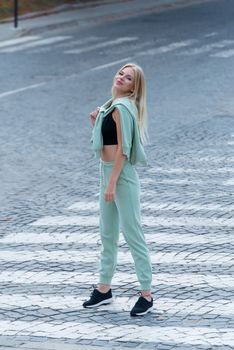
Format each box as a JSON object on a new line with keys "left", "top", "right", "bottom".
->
{"left": 83, "top": 63, "right": 153, "bottom": 316}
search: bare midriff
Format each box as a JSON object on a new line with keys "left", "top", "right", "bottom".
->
{"left": 101, "top": 145, "right": 118, "bottom": 162}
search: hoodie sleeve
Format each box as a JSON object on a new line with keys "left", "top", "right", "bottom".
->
{"left": 114, "top": 104, "right": 134, "bottom": 160}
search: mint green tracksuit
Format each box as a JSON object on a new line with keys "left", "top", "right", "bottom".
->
{"left": 91, "top": 96, "right": 152, "bottom": 291}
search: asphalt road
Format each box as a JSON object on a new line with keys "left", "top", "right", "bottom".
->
{"left": 0, "top": 0, "right": 234, "bottom": 348}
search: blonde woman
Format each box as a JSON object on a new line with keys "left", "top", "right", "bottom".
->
{"left": 83, "top": 63, "right": 153, "bottom": 316}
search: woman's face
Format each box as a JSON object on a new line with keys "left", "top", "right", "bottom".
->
{"left": 113, "top": 67, "right": 135, "bottom": 96}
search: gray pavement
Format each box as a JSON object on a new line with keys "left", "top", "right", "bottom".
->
{"left": 0, "top": 0, "right": 234, "bottom": 349}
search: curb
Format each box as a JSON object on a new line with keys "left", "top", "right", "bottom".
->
{"left": 0, "top": 0, "right": 127, "bottom": 24}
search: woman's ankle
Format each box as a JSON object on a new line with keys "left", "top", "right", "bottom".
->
{"left": 141, "top": 290, "right": 152, "bottom": 301}
{"left": 97, "top": 284, "right": 111, "bottom": 293}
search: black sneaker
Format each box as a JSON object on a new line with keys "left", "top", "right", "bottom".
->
{"left": 130, "top": 295, "right": 153, "bottom": 316}
{"left": 83, "top": 288, "right": 113, "bottom": 308}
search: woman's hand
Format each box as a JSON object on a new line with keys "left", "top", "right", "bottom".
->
{"left": 90, "top": 107, "right": 100, "bottom": 126}
{"left": 104, "top": 181, "right": 116, "bottom": 202}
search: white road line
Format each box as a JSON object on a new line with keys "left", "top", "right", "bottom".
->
{"left": 68, "top": 200, "right": 234, "bottom": 212}
{"left": 138, "top": 40, "right": 197, "bottom": 56}
{"left": 2, "top": 231, "right": 234, "bottom": 245}
{"left": 0, "top": 83, "right": 46, "bottom": 99}
{"left": 64, "top": 37, "right": 138, "bottom": 54}
{"left": 0, "top": 36, "right": 40, "bottom": 48}
{"left": 0, "top": 250, "right": 232, "bottom": 266}
{"left": 90, "top": 57, "right": 133, "bottom": 71}
{"left": 142, "top": 202, "right": 234, "bottom": 211}
{"left": 54, "top": 36, "right": 104, "bottom": 48}
{"left": 223, "top": 179, "right": 234, "bottom": 185}
{"left": 141, "top": 178, "right": 205, "bottom": 185}
{"left": 211, "top": 48, "right": 234, "bottom": 58}
{"left": 0, "top": 320, "right": 233, "bottom": 346}
{"left": 0, "top": 271, "right": 233, "bottom": 288}
{"left": 67, "top": 201, "right": 98, "bottom": 211}
{"left": 178, "top": 40, "right": 234, "bottom": 55}
{"left": 147, "top": 166, "right": 234, "bottom": 174}
{"left": 227, "top": 141, "right": 234, "bottom": 145}
{"left": 0, "top": 294, "right": 233, "bottom": 316}
{"left": 204, "top": 32, "right": 218, "bottom": 37}
{"left": 0, "top": 36, "right": 71, "bottom": 53}
{"left": 30, "top": 215, "right": 234, "bottom": 227}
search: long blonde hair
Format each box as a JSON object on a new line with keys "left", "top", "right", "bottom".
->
{"left": 112, "top": 63, "right": 148, "bottom": 144}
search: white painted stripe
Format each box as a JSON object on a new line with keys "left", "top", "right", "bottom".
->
{"left": 68, "top": 200, "right": 234, "bottom": 212}
{"left": 141, "top": 178, "right": 205, "bottom": 185}
{"left": 147, "top": 166, "right": 234, "bottom": 174}
{"left": 1, "top": 36, "right": 71, "bottom": 53}
{"left": 179, "top": 40, "right": 234, "bottom": 55}
{"left": 227, "top": 141, "right": 234, "bottom": 145}
{"left": 0, "top": 250, "right": 232, "bottom": 266}
{"left": 211, "top": 48, "right": 234, "bottom": 58}
{"left": 67, "top": 201, "right": 98, "bottom": 211}
{"left": 90, "top": 57, "right": 133, "bottom": 71}
{"left": 223, "top": 179, "right": 234, "bottom": 185}
{"left": 204, "top": 32, "right": 218, "bottom": 37}
{"left": 0, "top": 271, "right": 233, "bottom": 288}
{"left": 0, "top": 83, "right": 46, "bottom": 99}
{"left": 0, "top": 320, "right": 233, "bottom": 345}
{"left": 198, "top": 156, "right": 234, "bottom": 162}
{"left": 139, "top": 40, "right": 196, "bottom": 56}
{"left": 0, "top": 36, "right": 40, "bottom": 48}
{"left": 64, "top": 37, "right": 138, "bottom": 54}
{"left": 55, "top": 36, "right": 104, "bottom": 48}
{"left": 2, "top": 231, "right": 234, "bottom": 245}
{"left": 30, "top": 215, "right": 234, "bottom": 227}
{"left": 142, "top": 202, "right": 234, "bottom": 211}
{"left": 0, "top": 294, "right": 233, "bottom": 316}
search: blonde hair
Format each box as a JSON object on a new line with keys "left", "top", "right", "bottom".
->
{"left": 112, "top": 63, "right": 148, "bottom": 144}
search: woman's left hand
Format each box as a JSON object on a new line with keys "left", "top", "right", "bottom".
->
{"left": 104, "top": 182, "right": 116, "bottom": 202}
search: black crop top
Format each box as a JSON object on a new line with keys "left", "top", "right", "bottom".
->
{"left": 101, "top": 112, "right": 118, "bottom": 145}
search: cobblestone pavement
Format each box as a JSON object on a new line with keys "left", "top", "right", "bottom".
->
{"left": 0, "top": 116, "right": 234, "bottom": 349}
{"left": 1, "top": 0, "right": 234, "bottom": 349}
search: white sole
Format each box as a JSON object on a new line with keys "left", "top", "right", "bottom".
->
{"left": 131, "top": 306, "right": 153, "bottom": 316}
{"left": 84, "top": 297, "right": 113, "bottom": 308}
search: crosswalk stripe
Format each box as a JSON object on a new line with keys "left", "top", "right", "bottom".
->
{"left": 0, "top": 250, "right": 232, "bottom": 266}
{"left": 141, "top": 178, "right": 216, "bottom": 185}
{"left": 178, "top": 40, "right": 234, "bottom": 55}
{"left": 90, "top": 57, "right": 133, "bottom": 71}
{"left": 138, "top": 40, "right": 197, "bottom": 56}
{"left": 0, "top": 320, "right": 233, "bottom": 345}
{"left": 2, "top": 231, "right": 234, "bottom": 245}
{"left": 0, "top": 83, "right": 46, "bottom": 99}
{"left": 0, "top": 294, "right": 233, "bottom": 316}
{"left": 0, "top": 36, "right": 71, "bottom": 53}
{"left": 211, "top": 48, "right": 234, "bottom": 58}
{"left": 0, "top": 270, "right": 232, "bottom": 288}
{"left": 0, "top": 36, "right": 40, "bottom": 48}
{"left": 223, "top": 179, "right": 234, "bottom": 185}
{"left": 67, "top": 200, "right": 234, "bottom": 212}
{"left": 64, "top": 37, "right": 138, "bottom": 54}
{"left": 30, "top": 215, "right": 234, "bottom": 227}
{"left": 147, "top": 166, "right": 234, "bottom": 174}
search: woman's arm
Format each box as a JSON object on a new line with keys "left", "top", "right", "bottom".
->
{"left": 104, "top": 108, "right": 126, "bottom": 202}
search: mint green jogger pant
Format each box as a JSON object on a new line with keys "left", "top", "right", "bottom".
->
{"left": 99, "top": 159, "right": 152, "bottom": 291}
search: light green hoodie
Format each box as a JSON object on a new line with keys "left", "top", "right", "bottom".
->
{"left": 91, "top": 96, "right": 147, "bottom": 166}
